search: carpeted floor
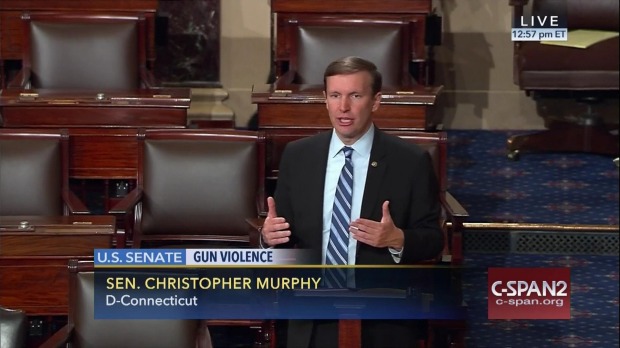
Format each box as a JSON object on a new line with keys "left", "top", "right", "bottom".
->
{"left": 446, "top": 130, "right": 619, "bottom": 226}
{"left": 463, "top": 252, "right": 619, "bottom": 348}
{"left": 447, "top": 130, "right": 619, "bottom": 348}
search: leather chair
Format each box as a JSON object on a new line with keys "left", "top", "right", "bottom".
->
{"left": 389, "top": 131, "right": 467, "bottom": 348}
{"left": 110, "top": 129, "right": 266, "bottom": 248}
{"left": 507, "top": 0, "right": 619, "bottom": 159}
{"left": 39, "top": 260, "right": 212, "bottom": 348}
{"left": 109, "top": 129, "right": 274, "bottom": 347}
{"left": 273, "top": 16, "right": 417, "bottom": 88}
{"left": 388, "top": 131, "right": 468, "bottom": 265}
{"left": 0, "top": 306, "right": 27, "bottom": 348}
{"left": 0, "top": 129, "right": 88, "bottom": 216}
{"left": 7, "top": 12, "right": 156, "bottom": 90}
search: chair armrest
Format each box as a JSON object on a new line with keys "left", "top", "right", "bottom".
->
{"left": 273, "top": 70, "right": 297, "bottom": 90}
{"left": 39, "top": 323, "right": 73, "bottom": 348}
{"left": 246, "top": 217, "right": 265, "bottom": 248}
{"left": 7, "top": 69, "right": 31, "bottom": 89}
{"left": 509, "top": 0, "right": 529, "bottom": 7}
{"left": 246, "top": 217, "right": 265, "bottom": 231}
{"left": 140, "top": 67, "right": 159, "bottom": 89}
{"left": 439, "top": 192, "right": 469, "bottom": 264}
{"left": 63, "top": 189, "right": 90, "bottom": 215}
{"left": 196, "top": 320, "right": 213, "bottom": 348}
{"left": 441, "top": 191, "right": 469, "bottom": 219}
{"left": 108, "top": 188, "right": 143, "bottom": 215}
{"left": 509, "top": 0, "right": 528, "bottom": 20}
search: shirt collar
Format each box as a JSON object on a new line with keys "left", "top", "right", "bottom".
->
{"left": 329, "top": 124, "right": 375, "bottom": 158}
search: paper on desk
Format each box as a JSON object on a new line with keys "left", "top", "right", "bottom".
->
{"left": 541, "top": 29, "right": 619, "bottom": 49}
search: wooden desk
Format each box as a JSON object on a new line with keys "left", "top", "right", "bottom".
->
{"left": 252, "top": 84, "right": 443, "bottom": 131}
{"left": 0, "top": 215, "right": 115, "bottom": 315}
{"left": 0, "top": 88, "right": 191, "bottom": 129}
{"left": 0, "top": 88, "right": 190, "bottom": 216}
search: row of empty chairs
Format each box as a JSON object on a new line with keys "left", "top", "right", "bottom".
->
{"left": 1, "top": 128, "right": 465, "bottom": 262}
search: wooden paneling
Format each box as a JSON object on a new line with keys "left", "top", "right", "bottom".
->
{"left": 68, "top": 129, "right": 140, "bottom": 179}
{"left": 271, "top": 0, "right": 431, "bottom": 13}
{"left": 0, "top": 258, "right": 71, "bottom": 315}
{"left": 252, "top": 84, "right": 443, "bottom": 131}
{"left": 0, "top": 215, "right": 115, "bottom": 315}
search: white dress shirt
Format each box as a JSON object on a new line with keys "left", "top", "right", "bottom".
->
{"left": 322, "top": 126, "right": 373, "bottom": 265}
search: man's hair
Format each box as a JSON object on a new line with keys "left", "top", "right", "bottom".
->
{"left": 323, "top": 56, "right": 382, "bottom": 95}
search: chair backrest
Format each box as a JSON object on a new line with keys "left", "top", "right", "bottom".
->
{"left": 0, "top": 129, "right": 67, "bottom": 216}
{"left": 279, "top": 16, "right": 414, "bottom": 87}
{"left": 294, "top": 23, "right": 407, "bottom": 86}
{"left": 513, "top": 0, "right": 619, "bottom": 90}
{"left": 0, "top": 306, "right": 27, "bottom": 348}
{"left": 387, "top": 131, "right": 447, "bottom": 194}
{"left": 135, "top": 129, "right": 265, "bottom": 247}
{"left": 532, "top": 0, "right": 619, "bottom": 31}
{"left": 68, "top": 260, "right": 205, "bottom": 348}
{"left": 22, "top": 12, "right": 146, "bottom": 90}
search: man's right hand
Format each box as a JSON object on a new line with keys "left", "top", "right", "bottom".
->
{"left": 261, "top": 196, "right": 291, "bottom": 247}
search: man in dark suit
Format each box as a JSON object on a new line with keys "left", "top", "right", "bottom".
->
{"left": 261, "top": 56, "right": 443, "bottom": 348}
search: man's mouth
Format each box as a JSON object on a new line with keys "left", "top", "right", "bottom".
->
{"left": 337, "top": 117, "right": 354, "bottom": 126}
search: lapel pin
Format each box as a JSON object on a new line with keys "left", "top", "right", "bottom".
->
{"left": 371, "top": 161, "right": 378, "bottom": 167}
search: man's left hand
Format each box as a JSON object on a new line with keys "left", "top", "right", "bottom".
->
{"left": 350, "top": 201, "right": 404, "bottom": 249}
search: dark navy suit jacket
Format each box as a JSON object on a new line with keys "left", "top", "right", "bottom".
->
{"left": 274, "top": 128, "right": 443, "bottom": 265}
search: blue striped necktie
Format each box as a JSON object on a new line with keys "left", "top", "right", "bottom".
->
{"left": 325, "top": 146, "right": 353, "bottom": 288}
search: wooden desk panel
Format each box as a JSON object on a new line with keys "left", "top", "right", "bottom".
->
{"left": 271, "top": 0, "right": 431, "bottom": 13}
{"left": 0, "top": 215, "right": 115, "bottom": 315}
{"left": 0, "top": 258, "right": 72, "bottom": 315}
{"left": 0, "top": 88, "right": 191, "bottom": 128}
{"left": 256, "top": 103, "right": 432, "bottom": 130}
{"left": 252, "top": 84, "right": 443, "bottom": 131}
{"left": 68, "top": 128, "right": 139, "bottom": 179}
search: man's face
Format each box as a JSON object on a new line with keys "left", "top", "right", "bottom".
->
{"left": 324, "top": 71, "right": 381, "bottom": 145}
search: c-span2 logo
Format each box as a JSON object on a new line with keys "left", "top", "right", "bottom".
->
{"left": 488, "top": 268, "right": 571, "bottom": 319}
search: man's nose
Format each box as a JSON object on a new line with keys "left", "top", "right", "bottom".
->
{"left": 339, "top": 98, "right": 350, "bottom": 112}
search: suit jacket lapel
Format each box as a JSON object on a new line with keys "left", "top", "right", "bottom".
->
{"left": 361, "top": 129, "right": 388, "bottom": 219}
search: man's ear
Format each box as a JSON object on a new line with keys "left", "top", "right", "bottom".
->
{"left": 372, "top": 92, "right": 382, "bottom": 111}
{"left": 323, "top": 91, "right": 328, "bottom": 110}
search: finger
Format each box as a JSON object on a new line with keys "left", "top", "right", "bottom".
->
{"left": 267, "top": 230, "right": 291, "bottom": 239}
{"left": 350, "top": 229, "right": 375, "bottom": 246}
{"left": 266, "top": 217, "right": 287, "bottom": 225}
{"left": 351, "top": 219, "right": 381, "bottom": 232}
{"left": 267, "top": 222, "right": 290, "bottom": 233}
{"left": 381, "top": 201, "right": 392, "bottom": 224}
{"left": 267, "top": 196, "right": 278, "bottom": 218}
{"left": 350, "top": 226, "right": 373, "bottom": 242}
{"left": 268, "top": 236, "right": 290, "bottom": 246}
{"left": 265, "top": 230, "right": 291, "bottom": 246}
